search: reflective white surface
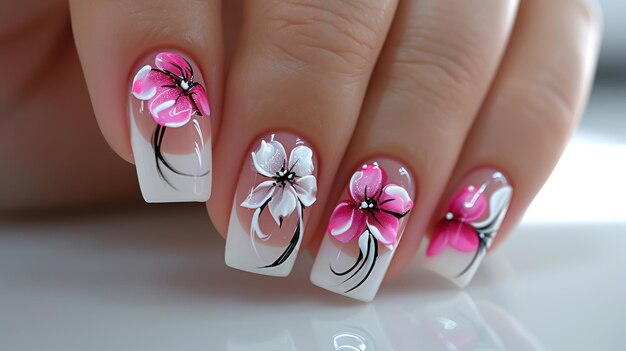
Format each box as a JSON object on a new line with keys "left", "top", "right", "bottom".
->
{"left": 1, "top": 211, "right": 624, "bottom": 350}
{"left": 1, "top": 86, "right": 625, "bottom": 350}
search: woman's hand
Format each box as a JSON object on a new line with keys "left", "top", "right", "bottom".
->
{"left": 0, "top": 0, "right": 602, "bottom": 300}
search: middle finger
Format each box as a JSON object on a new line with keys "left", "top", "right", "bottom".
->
{"left": 211, "top": 0, "right": 399, "bottom": 276}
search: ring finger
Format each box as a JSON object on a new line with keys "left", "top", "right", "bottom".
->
{"left": 309, "top": 0, "right": 519, "bottom": 301}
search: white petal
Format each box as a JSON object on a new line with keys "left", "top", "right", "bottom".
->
{"left": 384, "top": 185, "right": 412, "bottom": 206}
{"left": 269, "top": 186, "right": 297, "bottom": 226}
{"left": 251, "top": 140, "right": 287, "bottom": 177}
{"left": 240, "top": 181, "right": 275, "bottom": 209}
{"left": 472, "top": 185, "right": 513, "bottom": 229}
{"left": 292, "top": 175, "right": 317, "bottom": 207}
{"left": 358, "top": 231, "right": 370, "bottom": 255}
{"left": 288, "top": 145, "right": 314, "bottom": 176}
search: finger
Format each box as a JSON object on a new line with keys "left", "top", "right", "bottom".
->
{"left": 309, "top": 0, "right": 518, "bottom": 301}
{"left": 0, "top": 0, "right": 67, "bottom": 107}
{"left": 70, "top": 0, "right": 223, "bottom": 202}
{"left": 421, "top": 0, "right": 602, "bottom": 286}
{"left": 212, "top": 0, "right": 399, "bottom": 276}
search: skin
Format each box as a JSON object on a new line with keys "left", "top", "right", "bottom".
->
{"left": 0, "top": 0, "right": 602, "bottom": 284}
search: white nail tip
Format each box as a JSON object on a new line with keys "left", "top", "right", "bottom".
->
{"left": 130, "top": 115, "right": 212, "bottom": 203}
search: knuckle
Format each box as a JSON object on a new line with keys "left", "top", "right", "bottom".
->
{"left": 385, "top": 17, "right": 488, "bottom": 121}
{"left": 500, "top": 76, "right": 577, "bottom": 141}
{"left": 264, "top": 0, "right": 388, "bottom": 75}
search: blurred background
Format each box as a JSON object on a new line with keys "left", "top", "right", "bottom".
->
{"left": 521, "top": 0, "right": 626, "bottom": 225}
{"left": 596, "top": 0, "right": 626, "bottom": 79}
{"left": 1, "top": 1, "right": 625, "bottom": 350}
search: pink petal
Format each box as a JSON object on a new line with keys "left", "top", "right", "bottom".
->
{"left": 189, "top": 84, "right": 211, "bottom": 117}
{"left": 378, "top": 184, "right": 413, "bottom": 215}
{"left": 328, "top": 201, "right": 366, "bottom": 243}
{"left": 366, "top": 211, "right": 399, "bottom": 250}
{"left": 449, "top": 186, "right": 487, "bottom": 222}
{"left": 428, "top": 221, "right": 479, "bottom": 256}
{"left": 148, "top": 88, "right": 194, "bottom": 128}
{"left": 155, "top": 52, "right": 193, "bottom": 79}
{"left": 349, "top": 163, "right": 387, "bottom": 203}
{"left": 448, "top": 222, "right": 479, "bottom": 252}
{"left": 132, "top": 65, "right": 172, "bottom": 101}
{"left": 425, "top": 223, "right": 450, "bottom": 257}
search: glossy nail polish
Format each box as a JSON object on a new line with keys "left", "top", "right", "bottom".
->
{"left": 129, "top": 51, "right": 212, "bottom": 203}
{"left": 225, "top": 133, "right": 318, "bottom": 276}
{"left": 421, "top": 168, "right": 513, "bottom": 287}
{"left": 310, "top": 159, "right": 415, "bottom": 301}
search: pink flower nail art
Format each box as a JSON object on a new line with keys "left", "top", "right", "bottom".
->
{"left": 327, "top": 163, "right": 413, "bottom": 292}
{"left": 426, "top": 186, "right": 487, "bottom": 257}
{"left": 426, "top": 175, "right": 512, "bottom": 279}
{"left": 131, "top": 52, "right": 211, "bottom": 189}
{"left": 132, "top": 52, "right": 210, "bottom": 127}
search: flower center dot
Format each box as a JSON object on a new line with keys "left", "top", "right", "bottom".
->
{"left": 445, "top": 212, "right": 454, "bottom": 221}
{"left": 181, "top": 81, "right": 190, "bottom": 90}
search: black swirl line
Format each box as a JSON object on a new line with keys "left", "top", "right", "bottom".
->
{"left": 345, "top": 234, "right": 378, "bottom": 293}
{"left": 330, "top": 232, "right": 379, "bottom": 294}
{"left": 454, "top": 200, "right": 505, "bottom": 278}
{"left": 152, "top": 125, "right": 211, "bottom": 189}
{"left": 455, "top": 239, "right": 487, "bottom": 278}
{"left": 260, "top": 201, "right": 305, "bottom": 269}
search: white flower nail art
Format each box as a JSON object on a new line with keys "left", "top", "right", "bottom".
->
{"left": 240, "top": 138, "right": 318, "bottom": 268}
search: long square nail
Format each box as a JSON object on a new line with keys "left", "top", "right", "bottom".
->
{"left": 310, "top": 159, "right": 415, "bottom": 301}
{"left": 421, "top": 168, "right": 513, "bottom": 287}
{"left": 129, "top": 51, "right": 212, "bottom": 203}
{"left": 225, "top": 133, "right": 318, "bottom": 276}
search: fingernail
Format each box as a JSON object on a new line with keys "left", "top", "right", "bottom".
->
{"left": 310, "top": 159, "right": 415, "bottom": 301}
{"left": 225, "top": 133, "right": 318, "bottom": 276}
{"left": 421, "top": 168, "right": 513, "bottom": 287}
{"left": 129, "top": 51, "right": 212, "bottom": 203}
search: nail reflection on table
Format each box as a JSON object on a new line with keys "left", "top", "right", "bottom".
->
{"left": 310, "top": 305, "right": 391, "bottom": 350}
{"left": 381, "top": 293, "right": 505, "bottom": 350}
{"left": 220, "top": 292, "right": 544, "bottom": 351}
{"left": 332, "top": 332, "right": 368, "bottom": 351}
